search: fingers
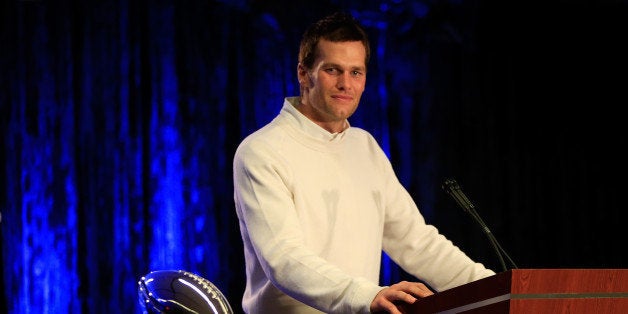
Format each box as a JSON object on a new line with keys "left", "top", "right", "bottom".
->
{"left": 393, "top": 281, "right": 434, "bottom": 298}
{"left": 370, "top": 281, "right": 435, "bottom": 314}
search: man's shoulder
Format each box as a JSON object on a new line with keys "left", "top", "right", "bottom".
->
{"left": 347, "top": 126, "right": 373, "bottom": 137}
{"left": 346, "top": 126, "right": 380, "bottom": 145}
{"left": 235, "top": 122, "right": 285, "bottom": 158}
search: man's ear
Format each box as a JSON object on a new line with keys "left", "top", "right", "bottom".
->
{"left": 297, "top": 63, "right": 309, "bottom": 87}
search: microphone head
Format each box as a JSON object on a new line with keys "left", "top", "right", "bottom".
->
{"left": 441, "top": 178, "right": 460, "bottom": 193}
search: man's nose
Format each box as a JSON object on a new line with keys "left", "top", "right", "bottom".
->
{"left": 336, "top": 72, "right": 351, "bottom": 89}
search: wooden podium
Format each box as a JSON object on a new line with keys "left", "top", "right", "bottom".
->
{"left": 401, "top": 269, "right": 628, "bottom": 313}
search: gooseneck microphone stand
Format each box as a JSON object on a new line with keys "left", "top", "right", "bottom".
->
{"left": 442, "top": 178, "right": 518, "bottom": 272}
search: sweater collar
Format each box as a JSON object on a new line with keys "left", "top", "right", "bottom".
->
{"left": 281, "top": 97, "right": 350, "bottom": 143}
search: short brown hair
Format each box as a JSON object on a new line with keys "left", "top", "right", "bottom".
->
{"left": 298, "top": 12, "right": 371, "bottom": 69}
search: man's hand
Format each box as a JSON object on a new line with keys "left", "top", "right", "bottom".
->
{"left": 370, "top": 281, "right": 434, "bottom": 314}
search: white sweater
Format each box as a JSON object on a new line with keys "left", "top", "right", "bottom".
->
{"left": 233, "top": 97, "right": 495, "bottom": 314}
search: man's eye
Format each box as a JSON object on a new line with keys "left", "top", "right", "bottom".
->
{"left": 351, "top": 71, "right": 363, "bottom": 76}
{"left": 325, "top": 68, "right": 339, "bottom": 74}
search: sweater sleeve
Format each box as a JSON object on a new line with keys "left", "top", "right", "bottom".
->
{"left": 377, "top": 151, "right": 496, "bottom": 291}
{"left": 233, "top": 139, "right": 383, "bottom": 313}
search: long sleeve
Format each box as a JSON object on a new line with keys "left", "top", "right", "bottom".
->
{"left": 378, "top": 166, "right": 495, "bottom": 291}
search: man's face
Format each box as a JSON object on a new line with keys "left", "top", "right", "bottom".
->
{"left": 298, "top": 39, "right": 367, "bottom": 133}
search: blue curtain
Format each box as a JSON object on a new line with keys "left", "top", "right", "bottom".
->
{"left": 2, "top": 0, "right": 627, "bottom": 313}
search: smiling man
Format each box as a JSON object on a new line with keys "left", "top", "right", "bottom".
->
{"left": 232, "top": 12, "right": 495, "bottom": 314}
{"left": 296, "top": 38, "right": 366, "bottom": 133}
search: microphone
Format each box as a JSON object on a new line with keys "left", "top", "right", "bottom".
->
{"left": 442, "top": 178, "right": 517, "bottom": 272}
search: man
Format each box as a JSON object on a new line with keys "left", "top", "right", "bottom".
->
{"left": 233, "top": 12, "right": 495, "bottom": 314}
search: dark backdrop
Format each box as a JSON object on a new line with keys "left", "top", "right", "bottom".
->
{"left": 2, "top": 0, "right": 627, "bottom": 313}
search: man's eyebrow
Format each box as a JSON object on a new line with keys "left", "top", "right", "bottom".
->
{"left": 322, "top": 62, "right": 366, "bottom": 72}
